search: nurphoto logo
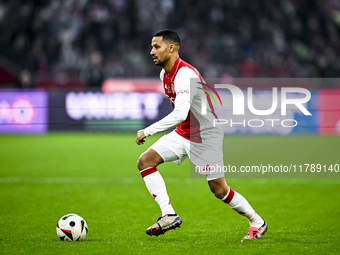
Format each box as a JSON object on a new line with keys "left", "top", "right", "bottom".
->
{"left": 199, "top": 83, "right": 312, "bottom": 128}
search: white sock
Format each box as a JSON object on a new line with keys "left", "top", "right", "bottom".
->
{"left": 140, "top": 167, "right": 175, "bottom": 216}
{"left": 222, "top": 188, "right": 263, "bottom": 228}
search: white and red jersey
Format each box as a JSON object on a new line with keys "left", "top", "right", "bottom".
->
{"left": 144, "top": 58, "right": 223, "bottom": 143}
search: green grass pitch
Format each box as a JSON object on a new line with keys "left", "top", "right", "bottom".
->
{"left": 0, "top": 133, "right": 339, "bottom": 254}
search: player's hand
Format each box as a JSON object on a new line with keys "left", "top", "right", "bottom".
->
{"left": 136, "top": 130, "right": 146, "bottom": 145}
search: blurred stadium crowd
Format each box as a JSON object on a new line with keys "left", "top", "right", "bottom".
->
{"left": 0, "top": 0, "right": 340, "bottom": 88}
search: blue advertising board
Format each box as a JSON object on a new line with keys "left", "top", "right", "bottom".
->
{"left": 0, "top": 90, "right": 48, "bottom": 133}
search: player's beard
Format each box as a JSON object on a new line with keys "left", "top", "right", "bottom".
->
{"left": 153, "top": 54, "right": 170, "bottom": 67}
{"left": 154, "top": 58, "right": 165, "bottom": 67}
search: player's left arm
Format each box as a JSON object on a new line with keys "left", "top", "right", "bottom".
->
{"left": 135, "top": 96, "right": 190, "bottom": 145}
{"left": 135, "top": 100, "right": 189, "bottom": 144}
{"left": 136, "top": 68, "right": 197, "bottom": 145}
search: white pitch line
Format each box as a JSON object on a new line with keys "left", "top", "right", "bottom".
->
{"left": 0, "top": 177, "right": 197, "bottom": 184}
{"left": 0, "top": 177, "right": 339, "bottom": 184}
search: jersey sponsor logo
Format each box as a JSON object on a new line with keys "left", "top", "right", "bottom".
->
{"left": 178, "top": 90, "right": 189, "bottom": 94}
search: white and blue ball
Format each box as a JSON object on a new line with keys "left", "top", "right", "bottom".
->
{"left": 56, "top": 213, "right": 88, "bottom": 241}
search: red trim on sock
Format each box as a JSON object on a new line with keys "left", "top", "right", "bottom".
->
{"left": 223, "top": 188, "right": 235, "bottom": 203}
{"left": 140, "top": 167, "right": 157, "bottom": 178}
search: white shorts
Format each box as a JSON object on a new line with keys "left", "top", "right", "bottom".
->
{"left": 149, "top": 130, "right": 225, "bottom": 181}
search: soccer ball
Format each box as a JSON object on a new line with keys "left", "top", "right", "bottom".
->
{"left": 56, "top": 213, "right": 88, "bottom": 241}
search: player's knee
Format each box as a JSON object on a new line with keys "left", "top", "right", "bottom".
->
{"left": 211, "top": 186, "right": 225, "bottom": 199}
{"left": 137, "top": 155, "right": 146, "bottom": 171}
{"left": 208, "top": 179, "right": 228, "bottom": 199}
{"left": 137, "top": 149, "right": 163, "bottom": 171}
{"left": 137, "top": 153, "right": 154, "bottom": 171}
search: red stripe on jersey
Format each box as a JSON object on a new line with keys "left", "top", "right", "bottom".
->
{"left": 140, "top": 167, "right": 158, "bottom": 178}
{"left": 175, "top": 110, "right": 202, "bottom": 143}
{"left": 163, "top": 58, "right": 211, "bottom": 143}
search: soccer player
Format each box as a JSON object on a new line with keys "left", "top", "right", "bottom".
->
{"left": 135, "top": 29, "right": 267, "bottom": 239}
